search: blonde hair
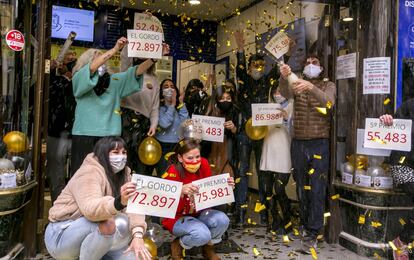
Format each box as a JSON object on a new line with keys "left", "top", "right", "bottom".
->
{"left": 72, "top": 48, "right": 102, "bottom": 75}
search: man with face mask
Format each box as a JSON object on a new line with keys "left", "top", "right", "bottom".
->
{"left": 279, "top": 55, "right": 336, "bottom": 253}
{"left": 233, "top": 31, "right": 285, "bottom": 227}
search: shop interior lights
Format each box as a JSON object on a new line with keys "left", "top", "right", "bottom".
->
{"left": 188, "top": 0, "right": 201, "bottom": 5}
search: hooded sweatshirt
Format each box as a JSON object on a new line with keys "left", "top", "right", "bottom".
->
{"left": 48, "top": 153, "right": 146, "bottom": 233}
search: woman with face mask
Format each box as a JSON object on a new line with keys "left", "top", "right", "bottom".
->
{"left": 205, "top": 84, "right": 239, "bottom": 177}
{"left": 259, "top": 86, "right": 294, "bottom": 235}
{"left": 45, "top": 137, "right": 151, "bottom": 260}
{"left": 70, "top": 37, "right": 168, "bottom": 176}
{"left": 162, "top": 139, "right": 234, "bottom": 260}
{"left": 154, "top": 79, "right": 189, "bottom": 175}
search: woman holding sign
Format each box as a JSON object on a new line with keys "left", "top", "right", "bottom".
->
{"left": 70, "top": 37, "right": 159, "bottom": 176}
{"left": 380, "top": 100, "right": 414, "bottom": 260}
{"left": 45, "top": 137, "right": 151, "bottom": 260}
{"left": 260, "top": 86, "right": 294, "bottom": 235}
{"left": 162, "top": 139, "right": 234, "bottom": 260}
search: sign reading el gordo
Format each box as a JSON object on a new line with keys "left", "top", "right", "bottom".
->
{"left": 127, "top": 174, "right": 182, "bottom": 218}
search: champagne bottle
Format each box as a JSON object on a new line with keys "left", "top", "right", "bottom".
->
{"left": 278, "top": 60, "right": 298, "bottom": 86}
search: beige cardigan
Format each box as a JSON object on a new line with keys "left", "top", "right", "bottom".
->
{"left": 48, "top": 153, "right": 146, "bottom": 233}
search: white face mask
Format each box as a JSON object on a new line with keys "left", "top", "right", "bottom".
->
{"left": 109, "top": 155, "right": 127, "bottom": 173}
{"left": 303, "top": 64, "right": 322, "bottom": 79}
{"left": 163, "top": 88, "right": 174, "bottom": 100}
{"left": 251, "top": 69, "right": 264, "bottom": 80}
{"left": 273, "top": 94, "right": 286, "bottom": 104}
{"left": 97, "top": 64, "right": 107, "bottom": 76}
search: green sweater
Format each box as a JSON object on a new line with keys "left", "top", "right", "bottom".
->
{"left": 72, "top": 64, "right": 142, "bottom": 136}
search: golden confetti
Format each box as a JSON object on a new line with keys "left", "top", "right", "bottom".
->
{"left": 399, "top": 218, "right": 406, "bottom": 226}
{"left": 161, "top": 172, "right": 168, "bottom": 179}
{"left": 254, "top": 202, "right": 266, "bottom": 212}
{"left": 388, "top": 241, "right": 397, "bottom": 251}
{"left": 240, "top": 204, "right": 248, "bottom": 208}
{"left": 266, "top": 196, "right": 272, "bottom": 201}
{"left": 371, "top": 221, "right": 382, "bottom": 228}
{"left": 293, "top": 228, "right": 299, "bottom": 236}
{"left": 399, "top": 156, "right": 406, "bottom": 164}
{"left": 283, "top": 235, "right": 290, "bottom": 243}
{"left": 226, "top": 40, "right": 231, "bottom": 47}
{"left": 285, "top": 221, "right": 292, "bottom": 229}
{"left": 383, "top": 98, "right": 391, "bottom": 105}
{"left": 358, "top": 215, "right": 366, "bottom": 225}
{"left": 331, "top": 194, "right": 340, "bottom": 200}
{"left": 326, "top": 101, "right": 333, "bottom": 109}
{"left": 247, "top": 218, "right": 251, "bottom": 224}
{"left": 246, "top": 172, "right": 253, "bottom": 176}
{"left": 313, "top": 154, "right": 322, "bottom": 160}
{"left": 114, "top": 109, "right": 122, "bottom": 115}
{"left": 308, "top": 168, "right": 315, "bottom": 175}
{"left": 374, "top": 252, "right": 381, "bottom": 259}
{"left": 310, "top": 247, "right": 318, "bottom": 259}
{"left": 253, "top": 247, "right": 261, "bottom": 256}
{"left": 79, "top": 2, "right": 83, "bottom": 8}
{"left": 304, "top": 185, "right": 311, "bottom": 190}
{"left": 235, "top": 178, "right": 241, "bottom": 184}
{"left": 197, "top": 47, "right": 203, "bottom": 53}
{"left": 372, "top": 137, "right": 386, "bottom": 145}
{"left": 182, "top": 249, "right": 186, "bottom": 257}
{"left": 132, "top": 118, "right": 138, "bottom": 123}
{"left": 209, "top": 164, "right": 216, "bottom": 168}
{"left": 277, "top": 179, "right": 283, "bottom": 185}
{"left": 324, "top": 212, "right": 331, "bottom": 217}
{"left": 315, "top": 107, "right": 327, "bottom": 115}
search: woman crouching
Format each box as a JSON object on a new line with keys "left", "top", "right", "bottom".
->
{"left": 44, "top": 136, "right": 151, "bottom": 260}
{"left": 162, "top": 139, "right": 234, "bottom": 260}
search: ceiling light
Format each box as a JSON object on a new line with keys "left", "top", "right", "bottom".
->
{"left": 342, "top": 17, "right": 354, "bottom": 22}
{"left": 189, "top": 0, "right": 201, "bottom": 5}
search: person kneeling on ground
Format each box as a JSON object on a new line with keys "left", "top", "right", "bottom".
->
{"left": 44, "top": 136, "right": 151, "bottom": 260}
{"left": 162, "top": 139, "right": 234, "bottom": 260}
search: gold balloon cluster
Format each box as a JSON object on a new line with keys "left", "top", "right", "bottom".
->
{"left": 347, "top": 154, "right": 368, "bottom": 170}
{"left": 3, "top": 131, "right": 29, "bottom": 153}
{"left": 144, "top": 237, "right": 157, "bottom": 259}
{"left": 245, "top": 118, "right": 268, "bottom": 140}
{"left": 138, "top": 137, "right": 162, "bottom": 165}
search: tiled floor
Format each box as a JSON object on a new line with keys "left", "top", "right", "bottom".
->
{"left": 41, "top": 193, "right": 372, "bottom": 260}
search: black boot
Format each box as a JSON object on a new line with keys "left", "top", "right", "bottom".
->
{"left": 259, "top": 210, "right": 269, "bottom": 227}
{"left": 233, "top": 208, "right": 246, "bottom": 228}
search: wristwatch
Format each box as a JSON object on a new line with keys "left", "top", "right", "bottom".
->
{"left": 133, "top": 231, "right": 144, "bottom": 239}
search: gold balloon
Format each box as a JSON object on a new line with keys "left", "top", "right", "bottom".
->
{"left": 144, "top": 237, "right": 157, "bottom": 258}
{"left": 138, "top": 137, "right": 162, "bottom": 165}
{"left": 347, "top": 154, "right": 368, "bottom": 170}
{"left": 245, "top": 118, "right": 268, "bottom": 140}
{"left": 3, "top": 131, "right": 29, "bottom": 153}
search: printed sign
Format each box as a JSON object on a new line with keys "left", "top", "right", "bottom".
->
{"left": 251, "top": 103, "right": 284, "bottom": 126}
{"left": 192, "top": 115, "right": 225, "bottom": 142}
{"left": 363, "top": 57, "right": 391, "bottom": 94}
{"left": 354, "top": 174, "right": 372, "bottom": 187}
{"left": 0, "top": 172, "right": 17, "bottom": 189}
{"left": 336, "top": 53, "right": 357, "bottom": 80}
{"left": 127, "top": 174, "right": 182, "bottom": 218}
{"left": 341, "top": 172, "right": 353, "bottom": 185}
{"left": 134, "top": 13, "right": 164, "bottom": 40}
{"left": 364, "top": 118, "right": 412, "bottom": 152}
{"left": 192, "top": 173, "right": 234, "bottom": 212}
{"left": 356, "top": 129, "right": 391, "bottom": 157}
{"left": 265, "top": 31, "right": 291, "bottom": 59}
{"left": 5, "top": 30, "right": 25, "bottom": 51}
{"left": 372, "top": 176, "right": 393, "bottom": 189}
{"left": 127, "top": 29, "right": 163, "bottom": 59}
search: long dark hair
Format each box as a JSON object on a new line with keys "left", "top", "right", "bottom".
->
{"left": 169, "top": 139, "right": 201, "bottom": 179}
{"left": 206, "top": 84, "right": 237, "bottom": 118}
{"left": 159, "top": 79, "right": 180, "bottom": 109}
{"left": 93, "top": 136, "right": 127, "bottom": 198}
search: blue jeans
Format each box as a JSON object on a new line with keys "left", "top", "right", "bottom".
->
{"left": 235, "top": 133, "right": 266, "bottom": 209}
{"left": 172, "top": 209, "right": 229, "bottom": 249}
{"left": 291, "top": 139, "right": 329, "bottom": 237}
{"left": 44, "top": 217, "right": 135, "bottom": 260}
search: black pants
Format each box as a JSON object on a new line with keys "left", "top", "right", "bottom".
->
{"left": 263, "top": 172, "right": 292, "bottom": 228}
{"left": 235, "top": 133, "right": 264, "bottom": 209}
{"left": 399, "top": 182, "right": 414, "bottom": 243}
{"left": 70, "top": 135, "right": 101, "bottom": 176}
{"left": 291, "top": 138, "right": 329, "bottom": 238}
{"left": 121, "top": 109, "right": 151, "bottom": 175}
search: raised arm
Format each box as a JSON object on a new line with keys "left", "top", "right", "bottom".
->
{"left": 90, "top": 37, "right": 128, "bottom": 74}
